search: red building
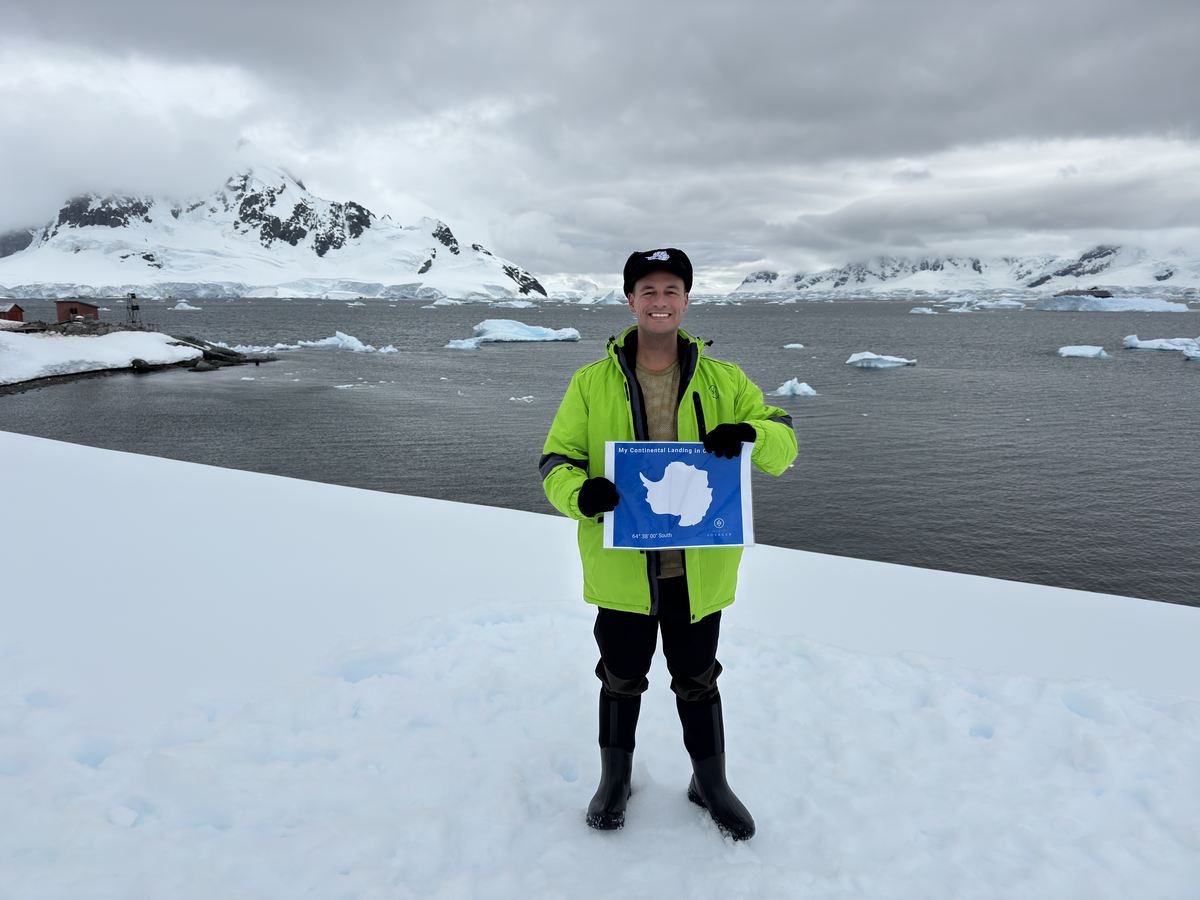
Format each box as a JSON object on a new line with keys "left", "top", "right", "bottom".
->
{"left": 0, "top": 303, "right": 23, "bottom": 322}
{"left": 56, "top": 300, "right": 100, "bottom": 323}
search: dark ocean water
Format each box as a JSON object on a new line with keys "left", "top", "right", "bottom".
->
{"left": 3, "top": 295, "right": 1198, "bottom": 606}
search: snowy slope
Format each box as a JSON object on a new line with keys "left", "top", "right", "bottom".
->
{"left": 736, "top": 245, "right": 1200, "bottom": 296}
{"left": 3, "top": 431, "right": 1199, "bottom": 899}
{"left": 0, "top": 165, "right": 545, "bottom": 301}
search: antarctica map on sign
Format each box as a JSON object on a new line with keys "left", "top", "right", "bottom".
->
{"left": 603, "top": 441, "right": 754, "bottom": 550}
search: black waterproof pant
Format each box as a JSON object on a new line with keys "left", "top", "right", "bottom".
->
{"left": 593, "top": 575, "right": 725, "bottom": 758}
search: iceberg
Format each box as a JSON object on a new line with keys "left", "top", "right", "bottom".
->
{"left": 1184, "top": 349, "right": 1199, "bottom": 361}
{"left": 287, "top": 332, "right": 395, "bottom": 353}
{"left": 492, "top": 300, "right": 537, "bottom": 309}
{"left": 1122, "top": 334, "right": 1200, "bottom": 352}
{"left": 1057, "top": 345, "right": 1110, "bottom": 358}
{"left": 909, "top": 307, "right": 938, "bottom": 315}
{"left": 783, "top": 343, "right": 805, "bottom": 349}
{"left": 773, "top": 378, "right": 818, "bottom": 396}
{"left": 445, "top": 319, "right": 580, "bottom": 350}
{"left": 1037, "top": 296, "right": 1189, "bottom": 312}
{"left": 171, "top": 301, "right": 202, "bottom": 311}
{"left": 846, "top": 351, "right": 917, "bottom": 369}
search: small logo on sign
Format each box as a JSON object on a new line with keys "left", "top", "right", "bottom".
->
{"left": 713, "top": 517, "right": 725, "bottom": 529}
{"left": 646, "top": 251, "right": 670, "bottom": 262}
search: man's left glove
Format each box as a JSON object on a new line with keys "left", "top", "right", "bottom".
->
{"left": 703, "top": 422, "right": 756, "bottom": 459}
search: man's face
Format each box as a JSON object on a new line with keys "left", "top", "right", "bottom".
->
{"left": 627, "top": 271, "right": 688, "bottom": 336}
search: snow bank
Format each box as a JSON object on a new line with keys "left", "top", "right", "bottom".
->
{"left": 2, "top": 432, "right": 1199, "bottom": 900}
{"left": 0, "top": 330, "right": 202, "bottom": 385}
{"left": 446, "top": 319, "right": 580, "bottom": 350}
{"left": 1037, "top": 296, "right": 1190, "bottom": 312}
{"left": 772, "top": 378, "right": 817, "bottom": 396}
{"left": 846, "top": 351, "right": 917, "bottom": 369}
{"left": 1058, "top": 345, "right": 1110, "bottom": 358}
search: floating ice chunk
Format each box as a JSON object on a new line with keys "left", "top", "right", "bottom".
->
{"left": 1122, "top": 334, "right": 1200, "bottom": 352}
{"left": 445, "top": 319, "right": 580, "bottom": 350}
{"left": 1058, "top": 345, "right": 1110, "bottom": 358}
{"left": 1037, "top": 297, "right": 1189, "bottom": 312}
{"left": 297, "top": 332, "right": 380, "bottom": 352}
{"left": 212, "top": 340, "right": 302, "bottom": 353}
{"left": 773, "top": 378, "right": 817, "bottom": 396}
{"left": 846, "top": 351, "right": 916, "bottom": 368}
{"left": 974, "top": 299, "right": 1026, "bottom": 310}
{"left": 172, "top": 301, "right": 201, "bottom": 311}
{"left": 909, "top": 307, "right": 938, "bottom": 315}
{"left": 493, "top": 300, "right": 536, "bottom": 309}
{"left": 346, "top": 301, "right": 365, "bottom": 307}
{"left": 783, "top": 343, "right": 805, "bottom": 349}
{"left": 509, "top": 396, "right": 535, "bottom": 403}
{"left": 1184, "top": 349, "right": 1199, "bottom": 360}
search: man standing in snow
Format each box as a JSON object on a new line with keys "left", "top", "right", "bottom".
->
{"left": 539, "top": 248, "right": 797, "bottom": 840}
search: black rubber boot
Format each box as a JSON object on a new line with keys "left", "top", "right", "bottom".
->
{"left": 687, "top": 753, "right": 756, "bottom": 841}
{"left": 586, "top": 690, "right": 640, "bottom": 831}
{"left": 678, "top": 693, "right": 755, "bottom": 840}
{"left": 586, "top": 747, "right": 634, "bottom": 830}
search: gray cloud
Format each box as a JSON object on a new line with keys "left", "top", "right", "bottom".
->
{"left": 3, "top": 0, "right": 1199, "bottom": 285}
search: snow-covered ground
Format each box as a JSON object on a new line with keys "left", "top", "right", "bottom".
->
{"left": 3, "top": 431, "right": 1198, "bottom": 899}
{"left": 0, "top": 330, "right": 202, "bottom": 385}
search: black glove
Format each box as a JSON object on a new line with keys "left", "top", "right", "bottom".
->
{"left": 703, "top": 422, "right": 756, "bottom": 459}
{"left": 577, "top": 477, "right": 620, "bottom": 518}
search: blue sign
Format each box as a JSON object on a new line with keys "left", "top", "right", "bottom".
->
{"left": 603, "top": 441, "right": 754, "bottom": 550}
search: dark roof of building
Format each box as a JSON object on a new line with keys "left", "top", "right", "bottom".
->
{"left": 55, "top": 299, "right": 100, "bottom": 309}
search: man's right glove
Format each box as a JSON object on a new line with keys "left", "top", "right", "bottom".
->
{"left": 577, "top": 477, "right": 620, "bottom": 518}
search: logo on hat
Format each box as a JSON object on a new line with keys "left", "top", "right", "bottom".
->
{"left": 645, "top": 251, "right": 671, "bottom": 262}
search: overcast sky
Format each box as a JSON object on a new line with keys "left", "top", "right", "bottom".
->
{"left": 3, "top": 0, "right": 1198, "bottom": 289}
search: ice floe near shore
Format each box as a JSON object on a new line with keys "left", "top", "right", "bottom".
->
{"left": 1058, "top": 345, "right": 1110, "bottom": 358}
{"left": 846, "top": 351, "right": 917, "bottom": 369}
{"left": 1037, "top": 296, "right": 1189, "bottom": 312}
{"left": 772, "top": 378, "right": 817, "bottom": 396}
{"left": 212, "top": 331, "right": 397, "bottom": 354}
{"left": 446, "top": 319, "right": 581, "bottom": 350}
{"left": 910, "top": 307, "right": 938, "bottom": 315}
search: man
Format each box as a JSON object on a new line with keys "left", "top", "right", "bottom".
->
{"left": 539, "top": 248, "right": 797, "bottom": 840}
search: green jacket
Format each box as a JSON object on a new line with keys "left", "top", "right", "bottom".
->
{"left": 540, "top": 326, "right": 797, "bottom": 621}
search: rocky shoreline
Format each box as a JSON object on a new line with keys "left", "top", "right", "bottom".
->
{"left": 0, "top": 320, "right": 278, "bottom": 396}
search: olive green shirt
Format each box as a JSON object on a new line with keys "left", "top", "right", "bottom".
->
{"left": 636, "top": 359, "right": 685, "bottom": 579}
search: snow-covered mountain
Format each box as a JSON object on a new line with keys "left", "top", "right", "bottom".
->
{"left": 0, "top": 165, "right": 545, "bottom": 300}
{"left": 735, "top": 245, "right": 1200, "bottom": 296}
